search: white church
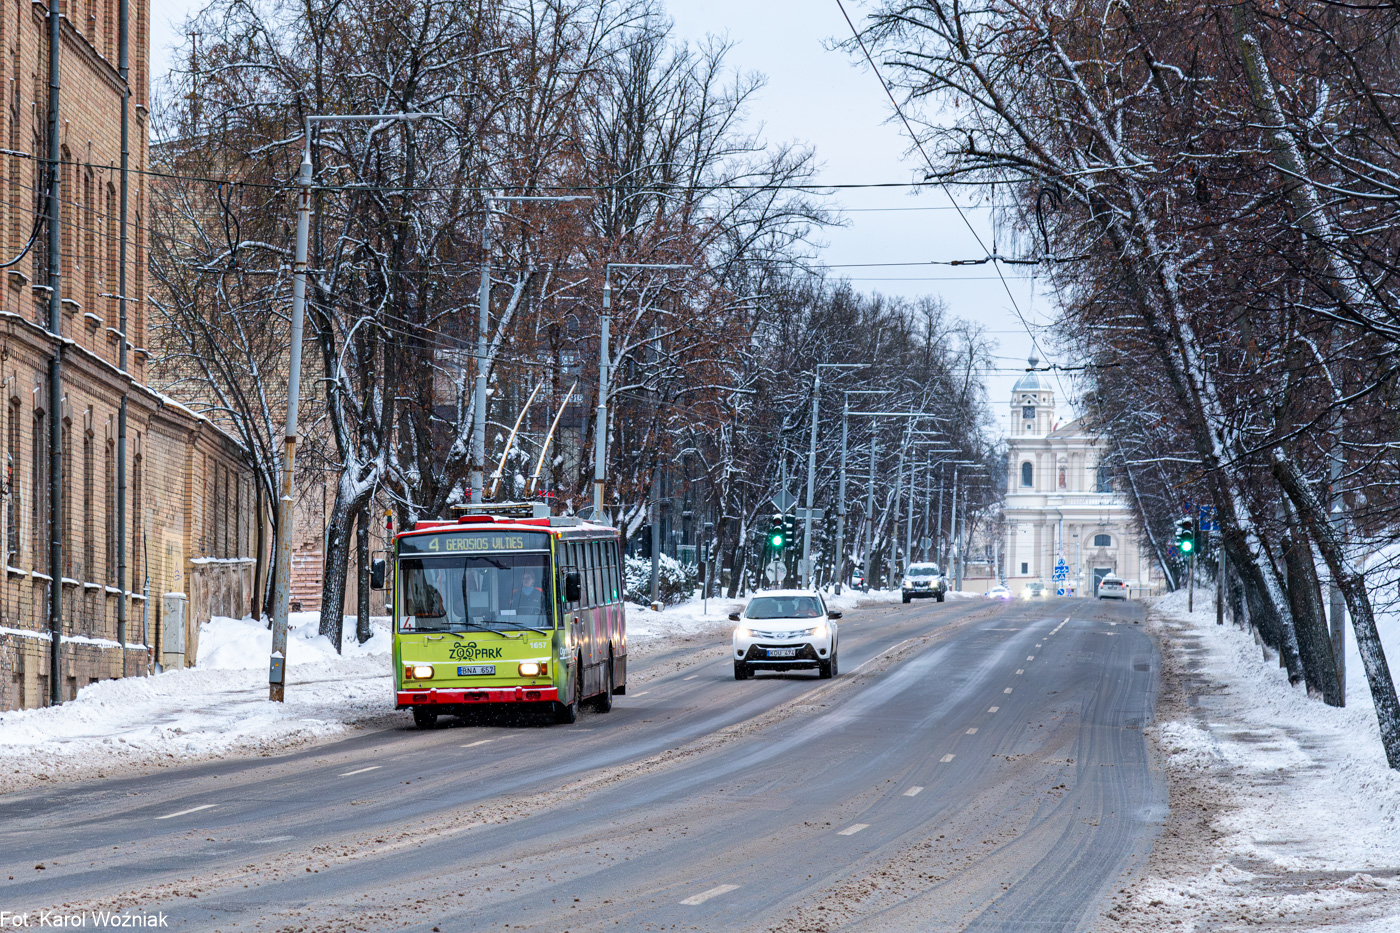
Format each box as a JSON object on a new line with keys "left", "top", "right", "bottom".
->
{"left": 1001, "top": 359, "right": 1161, "bottom": 596}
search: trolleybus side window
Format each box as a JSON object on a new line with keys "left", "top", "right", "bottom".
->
{"left": 609, "top": 540, "right": 621, "bottom": 601}
{"left": 584, "top": 540, "right": 599, "bottom": 607}
{"left": 590, "top": 541, "right": 605, "bottom": 607}
{"left": 563, "top": 541, "right": 581, "bottom": 608}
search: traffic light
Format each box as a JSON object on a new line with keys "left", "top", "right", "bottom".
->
{"left": 769, "top": 514, "right": 786, "bottom": 550}
{"left": 783, "top": 514, "right": 797, "bottom": 544}
{"left": 1176, "top": 518, "right": 1195, "bottom": 554}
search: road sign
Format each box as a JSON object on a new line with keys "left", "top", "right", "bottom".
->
{"left": 794, "top": 507, "right": 824, "bottom": 521}
{"left": 920, "top": 536, "right": 933, "bottom": 550}
{"left": 1057, "top": 586, "right": 1067, "bottom": 596}
{"left": 765, "top": 560, "right": 787, "bottom": 583}
{"left": 1052, "top": 558, "right": 1069, "bottom": 582}
{"left": 771, "top": 490, "right": 797, "bottom": 512}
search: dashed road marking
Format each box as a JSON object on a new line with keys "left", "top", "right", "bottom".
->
{"left": 681, "top": 884, "right": 740, "bottom": 905}
{"left": 940, "top": 754, "right": 956, "bottom": 763}
{"left": 683, "top": 674, "right": 699, "bottom": 681}
{"left": 903, "top": 786, "right": 923, "bottom": 797}
{"left": 837, "top": 823, "right": 870, "bottom": 836}
{"left": 461, "top": 740, "right": 493, "bottom": 748}
{"left": 1027, "top": 655, "right": 1035, "bottom": 661}
{"left": 155, "top": 804, "right": 216, "bottom": 820}
{"left": 632, "top": 691, "right": 648, "bottom": 697}
{"left": 1003, "top": 687, "right": 1014, "bottom": 694}
{"left": 1015, "top": 669, "right": 1024, "bottom": 675}
{"left": 988, "top": 706, "right": 999, "bottom": 712}
{"left": 966, "top": 727, "right": 978, "bottom": 734}
{"left": 339, "top": 766, "right": 382, "bottom": 777}
{"left": 1035, "top": 643, "right": 1042, "bottom": 648}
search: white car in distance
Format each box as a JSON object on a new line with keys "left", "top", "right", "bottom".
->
{"left": 731, "top": 590, "right": 840, "bottom": 680}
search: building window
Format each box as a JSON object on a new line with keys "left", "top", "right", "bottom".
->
{"left": 131, "top": 452, "right": 141, "bottom": 590}
{"left": 105, "top": 440, "right": 113, "bottom": 583}
{"left": 1094, "top": 533, "right": 1111, "bottom": 547}
{"left": 1020, "top": 562, "right": 1028, "bottom": 575}
{"left": 1096, "top": 463, "right": 1114, "bottom": 493}
{"left": 31, "top": 410, "right": 44, "bottom": 574}
{"left": 1020, "top": 462, "right": 1033, "bottom": 487}
{"left": 1022, "top": 405, "right": 1034, "bottom": 421}
{"left": 83, "top": 429, "right": 93, "bottom": 581}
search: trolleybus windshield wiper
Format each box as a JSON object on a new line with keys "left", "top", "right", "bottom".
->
{"left": 477, "top": 619, "right": 552, "bottom": 636}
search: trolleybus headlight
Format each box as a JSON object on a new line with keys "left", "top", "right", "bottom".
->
{"left": 518, "top": 661, "right": 546, "bottom": 677}
{"left": 406, "top": 664, "right": 434, "bottom": 680}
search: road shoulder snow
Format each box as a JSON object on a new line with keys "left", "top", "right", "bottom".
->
{"left": 1094, "top": 590, "right": 1400, "bottom": 931}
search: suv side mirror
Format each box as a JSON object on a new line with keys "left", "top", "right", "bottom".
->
{"left": 728, "top": 612, "right": 741, "bottom": 622}
{"left": 564, "top": 571, "right": 582, "bottom": 603}
{"left": 827, "top": 611, "right": 842, "bottom": 620}
{"left": 369, "top": 558, "right": 386, "bottom": 590}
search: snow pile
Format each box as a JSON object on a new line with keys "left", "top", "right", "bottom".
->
{"left": 0, "top": 612, "right": 393, "bottom": 793}
{"left": 1113, "top": 588, "right": 1400, "bottom": 929}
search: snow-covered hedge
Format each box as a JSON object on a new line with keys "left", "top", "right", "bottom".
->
{"left": 624, "top": 554, "right": 697, "bottom": 606}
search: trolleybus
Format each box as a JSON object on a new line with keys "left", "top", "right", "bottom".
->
{"left": 379, "top": 504, "right": 626, "bottom": 728}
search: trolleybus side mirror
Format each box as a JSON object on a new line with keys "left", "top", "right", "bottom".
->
{"left": 564, "top": 571, "right": 582, "bottom": 603}
{"left": 728, "top": 612, "right": 741, "bottom": 622}
{"left": 370, "top": 558, "right": 386, "bottom": 590}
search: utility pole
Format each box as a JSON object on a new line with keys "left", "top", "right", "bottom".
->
{"left": 45, "top": 0, "right": 62, "bottom": 705}
{"left": 595, "top": 262, "right": 687, "bottom": 517}
{"left": 834, "top": 389, "right": 884, "bottom": 595}
{"left": 269, "top": 113, "right": 427, "bottom": 701}
{"left": 1329, "top": 422, "right": 1346, "bottom": 703}
{"left": 950, "top": 464, "right": 959, "bottom": 593}
{"left": 470, "top": 194, "right": 592, "bottom": 506}
{"left": 863, "top": 423, "right": 877, "bottom": 592}
{"left": 801, "top": 363, "right": 862, "bottom": 589}
{"left": 935, "top": 465, "right": 945, "bottom": 567}
{"left": 115, "top": 0, "right": 130, "bottom": 677}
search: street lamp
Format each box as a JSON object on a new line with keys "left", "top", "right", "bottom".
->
{"left": 471, "top": 193, "right": 594, "bottom": 505}
{"left": 801, "top": 363, "right": 864, "bottom": 589}
{"left": 270, "top": 111, "right": 429, "bottom": 702}
{"left": 593, "top": 262, "right": 690, "bottom": 518}
{"left": 847, "top": 410, "right": 942, "bottom": 591}
{"left": 833, "top": 389, "right": 887, "bottom": 595}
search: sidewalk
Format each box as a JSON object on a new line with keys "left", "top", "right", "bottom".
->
{"left": 1097, "top": 588, "right": 1400, "bottom": 931}
{"left": 0, "top": 613, "right": 395, "bottom": 795}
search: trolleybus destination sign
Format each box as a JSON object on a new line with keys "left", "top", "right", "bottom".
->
{"left": 399, "top": 531, "right": 552, "bottom": 555}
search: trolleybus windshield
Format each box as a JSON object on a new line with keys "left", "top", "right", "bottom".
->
{"left": 399, "top": 553, "right": 554, "bottom": 634}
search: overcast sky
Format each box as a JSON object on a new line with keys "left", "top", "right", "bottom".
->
{"left": 147, "top": 0, "right": 1075, "bottom": 436}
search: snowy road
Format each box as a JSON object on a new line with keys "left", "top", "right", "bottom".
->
{"left": 0, "top": 597, "right": 1162, "bottom": 932}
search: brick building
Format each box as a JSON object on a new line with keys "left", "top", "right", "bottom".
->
{"left": 0, "top": 0, "right": 259, "bottom": 710}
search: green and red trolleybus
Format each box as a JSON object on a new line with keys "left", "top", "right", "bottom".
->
{"left": 386, "top": 504, "right": 626, "bottom": 728}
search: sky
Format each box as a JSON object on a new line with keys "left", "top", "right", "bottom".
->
{"left": 146, "top": 0, "right": 1076, "bottom": 437}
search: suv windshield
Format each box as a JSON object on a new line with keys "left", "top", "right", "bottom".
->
{"left": 745, "top": 596, "right": 824, "bottom": 619}
{"left": 399, "top": 554, "right": 553, "bottom": 633}
{"left": 908, "top": 564, "right": 940, "bottom": 576}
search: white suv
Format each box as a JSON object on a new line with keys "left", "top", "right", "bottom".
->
{"left": 731, "top": 590, "right": 840, "bottom": 680}
{"left": 902, "top": 563, "right": 947, "bottom": 603}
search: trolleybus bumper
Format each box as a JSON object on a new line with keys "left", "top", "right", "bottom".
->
{"left": 397, "top": 686, "right": 560, "bottom": 708}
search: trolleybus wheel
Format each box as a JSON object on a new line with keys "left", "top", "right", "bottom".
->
{"left": 591, "top": 654, "right": 614, "bottom": 713}
{"left": 554, "top": 656, "right": 581, "bottom": 724}
{"left": 412, "top": 707, "right": 438, "bottom": 730}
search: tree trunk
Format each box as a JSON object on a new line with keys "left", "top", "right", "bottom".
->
{"left": 1282, "top": 510, "right": 1340, "bottom": 704}
{"left": 318, "top": 474, "right": 373, "bottom": 651}
{"left": 1272, "top": 451, "right": 1400, "bottom": 769}
{"left": 356, "top": 502, "right": 371, "bottom": 645}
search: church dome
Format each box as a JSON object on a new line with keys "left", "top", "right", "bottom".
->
{"left": 1013, "top": 354, "right": 1050, "bottom": 392}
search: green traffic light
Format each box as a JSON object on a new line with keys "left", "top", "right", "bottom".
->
{"left": 1180, "top": 538, "right": 1194, "bottom": 553}
{"left": 771, "top": 533, "right": 784, "bottom": 548}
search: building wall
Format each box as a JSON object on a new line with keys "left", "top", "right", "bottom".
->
{"left": 0, "top": 1, "right": 261, "bottom": 710}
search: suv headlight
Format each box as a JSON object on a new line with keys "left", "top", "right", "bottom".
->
{"left": 735, "top": 625, "right": 752, "bottom": 638}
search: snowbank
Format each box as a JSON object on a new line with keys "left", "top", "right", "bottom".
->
{"left": 1114, "top": 587, "right": 1400, "bottom": 929}
{"left": 0, "top": 612, "right": 394, "bottom": 793}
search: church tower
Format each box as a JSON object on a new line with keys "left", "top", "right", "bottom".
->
{"left": 1010, "top": 355, "right": 1054, "bottom": 436}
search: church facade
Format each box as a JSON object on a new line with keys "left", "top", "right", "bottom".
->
{"left": 1001, "top": 361, "right": 1160, "bottom": 596}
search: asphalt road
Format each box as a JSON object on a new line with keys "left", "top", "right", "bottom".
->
{"left": 1, "top": 595, "right": 1162, "bottom": 932}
